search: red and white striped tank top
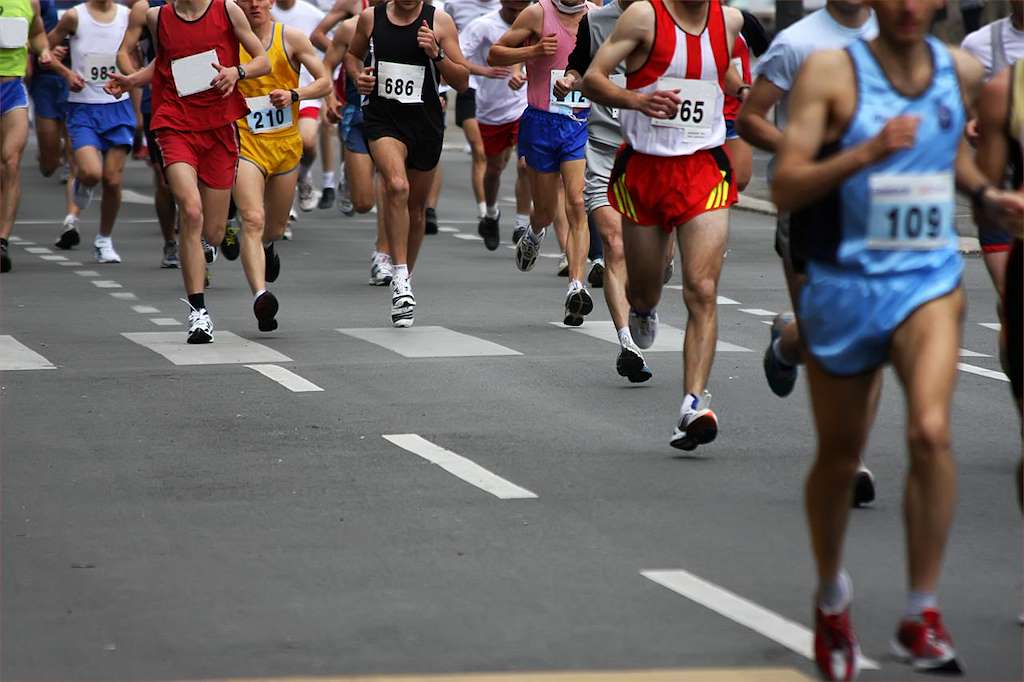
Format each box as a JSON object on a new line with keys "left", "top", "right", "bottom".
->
{"left": 619, "top": 0, "right": 729, "bottom": 157}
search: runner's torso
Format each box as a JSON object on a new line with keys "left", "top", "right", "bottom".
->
{"left": 237, "top": 22, "right": 300, "bottom": 138}
{"left": 68, "top": 2, "right": 130, "bottom": 104}
{"left": 1010, "top": 59, "right": 1024, "bottom": 190}
{"left": 270, "top": 0, "right": 324, "bottom": 88}
{"left": 525, "top": 0, "right": 587, "bottom": 115}
{"left": 584, "top": 0, "right": 624, "bottom": 145}
{"left": 0, "top": 0, "right": 33, "bottom": 77}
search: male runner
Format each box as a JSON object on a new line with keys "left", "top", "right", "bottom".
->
{"left": 772, "top": 0, "right": 1024, "bottom": 676}
{"left": 0, "top": 0, "right": 53, "bottom": 273}
{"left": 583, "top": 0, "right": 745, "bottom": 450}
{"left": 489, "top": 0, "right": 595, "bottom": 327}
{"left": 345, "top": 0, "right": 469, "bottom": 327}
{"left": 459, "top": 0, "right": 530, "bottom": 251}
{"left": 47, "top": 0, "right": 135, "bottom": 263}
{"left": 108, "top": 0, "right": 269, "bottom": 342}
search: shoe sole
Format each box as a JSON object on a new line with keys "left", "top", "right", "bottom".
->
{"left": 55, "top": 230, "right": 80, "bottom": 250}
{"left": 588, "top": 266, "right": 604, "bottom": 289}
{"left": 563, "top": 290, "right": 594, "bottom": 326}
{"left": 221, "top": 245, "right": 240, "bottom": 261}
{"left": 187, "top": 330, "right": 213, "bottom": 344}
{"left": 392, "top": 297, "right": 415, "bottom": 327}
{"left": 890, "top": 640, "right": 962, "bottom": 673}
{"left": 515, "top": 243, "right": 539, "bottom": 272}
{"left": 670, "top": 414, "right": 718, "bottom": 451}
{"left": 254, "top": 292, "right": 279, "bottom": 332}
{"left": 853, "top": 470, "right": 875, "bottom": 507}
{"left": 617, "top": 348, "right": 652, "bottom": 383}
{"left": 161, "top": 261, "right": 179, "bottom": 269}
{"left": 763, "top": 344, "right": 797, "bottom": 398}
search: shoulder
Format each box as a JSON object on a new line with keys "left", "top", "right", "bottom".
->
{"left": 721, "top": 5, "right": 743, "bottom": 34}
{"left": 948, "top": 44, "right": 985, "bottom": 94}
{"left": 283, "top": 23, "right": 311, "bottom": 47}
{"left": 797, "top": 48, "right": 854, "bottom": 94}
{"left": 618, "top": 0, "right": 654, "bottom": 29}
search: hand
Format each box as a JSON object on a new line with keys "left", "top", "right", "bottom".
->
{"left": 67, "top": 71, "right": 86, "bottom": 92}
{"left": 324, "top": 94, "right": 342, "bottom": 124}
{"left": 640, "top": 88, "right": 681, "bottom": 119}
{"left": 508, "top": 72, "right": 527, "bottom": 91}
{"left": 976, "top": 187, "right": 1024, "bottom": 238}
{"left": 552, "top": 75, "right": 575, "bottom": 100}
{"left": 210, "top": 61, "right": 240, "bottom": 97}
{"left": 965, "top": 117, "right": 980, "bottom": 145}
{"left": 36, "top": 47, "right": 54, "bottom": 68}
{"left": 534, "top": 33, "right": 558, "bottom": 58}
{"left": 869, "top": 115, "right": 919, "bottom": 161}
{"left": 485, "top": 66, "right": 511, "bottom": 79}
{"left": 50, "top": 45, "right": 68, "bottom": 63}
{"left": 417, "top": 20, "right": 439, "bottom": 59}
{"left": 269, "top": 88, "right": 292, "bottom": 109}
{"left": 356, "top": 65, "right": 375, "bottom": 95}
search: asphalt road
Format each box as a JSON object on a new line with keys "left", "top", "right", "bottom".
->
{"left": 1, "top": 141, "right": 1020, "bottom": 682}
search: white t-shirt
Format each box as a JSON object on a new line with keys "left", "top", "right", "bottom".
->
{"left": 447, "top": 0, "right": 499, "bottom": 32}
{"left": 961, "top": 17, "right": 1024, "bottom": 79}
{"left": 459, "top": 9, "right": 526, "bottom": 125}
{"left": 271, "top": 0, "right": 326, "bottom": 88}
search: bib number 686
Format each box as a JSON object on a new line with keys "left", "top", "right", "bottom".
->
{"left": 383, "top": 77, "right": 415, "bottom": 98}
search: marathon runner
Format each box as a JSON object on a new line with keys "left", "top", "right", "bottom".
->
{"left": 489, "top": 0, "right": 594, "bottom": 327}
{"left": 344, "top": 0, "right": 470, "bottom": 327}
{"left": 583, "top": 0, "right": 746, "bottom": 449}
{"left": 0, "top": 0, "right": 53, "bottom": 273}
{"left": 234, "top": 0, "right": 330, "bottom": 331}
{"left": 771, "top": 0, "right": 1024, "bottom": 676}
{"left": 108, "top": 0, "right": 269, "bottom": 343}
{"left": 47, "top": 0, "right": 135, "bottom": 264}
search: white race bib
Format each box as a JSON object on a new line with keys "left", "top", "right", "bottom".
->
{"left": 866, "top": 172, "right": 954, "bottom": 250}
{"left": 83, "top": 53, "right": 118, "bottom": 84}
{"left": 245, "top": 95, "right": 293, "bottom": 133}
{"left": 0, "top": 16, "right": 29, "bottom": 49}
{"left": 651, "top": 77, "right": 717, "bottom": 141}
{"left": 609, "top": 73, "right": 626, "bottom": 121}
{"left": 377, "top": 61, "right": 424, "bottom": 104}
{"left": 549, "top": 68, "right": 589, "bottom": 114}
{"left": 170, "top": 49, "right": 218, "bottom": 97}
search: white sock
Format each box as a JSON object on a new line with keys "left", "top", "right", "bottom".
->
{"left": 298, "top": 160, "right": 312, "bottom": 182}
{"left": 486, "top": 204, "right": 499, "bottom": 219}
{"left": 322, "top": 170, "right": 335, "bottom": 188}
{"left": 253, "top": 288, "right": 267, "bottom": 302}
{"left": 905, "top": 591, "right": 937, "bottom": 617}
{"left": 393, "top": 264, "right": 409, "bottom": 282}
{"left": 617, "top": 327, "right": 633, "bottom": 348}
{"left": 819, "top": 571, "right": 852, "bottom": 615}
{"left": 516, "top": 213, "right": 530, "bottom": 229}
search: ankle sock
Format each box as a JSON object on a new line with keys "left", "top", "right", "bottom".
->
{"left": 819, "top": 571, "right": 852, "bottom": 614}
{"left": 477, "top": 201, "right": 487, "bottom": 218}
{"left": 187, "top": 293, "right": 206, "bottom": 311}
{"left": 486, "top": 204, "right": 499, "bottom": 219}
{"left": 617, "top": 327, "right": 633, "bottom": 348}
{"left": 393, "top": 264, "right": 409, "bottom": 282}
{"left": 905, "top": 591, "right": 937, "bottom": 617}
{"left": 322, "top": 170, "right": 335, "bottom": 188}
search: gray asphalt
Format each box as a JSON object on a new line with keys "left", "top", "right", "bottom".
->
{"left": 1, "top": 140, "right": 1020, "bottom": 681}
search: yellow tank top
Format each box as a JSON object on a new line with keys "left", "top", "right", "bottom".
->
{"left": 237, "top": 22, "right": 300, "bottom": 138}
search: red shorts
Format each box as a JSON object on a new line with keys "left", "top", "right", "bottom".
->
{"left": 608, "top": 146, "right": 737, "bottom": 231}
{"left": 299, "top": 106, "right": 320, "bottom": 121}
{"left": 156, "top": 125, "right": 239, "bottom": 190}
{"left": 479, "top": 120, "right": 519, "bottom": 157}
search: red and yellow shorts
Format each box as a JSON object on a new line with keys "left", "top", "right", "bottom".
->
{"left": 608, "top": 145, "right": 736, "bottom": 231}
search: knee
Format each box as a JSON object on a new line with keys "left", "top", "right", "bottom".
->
{"left": 77, "top": 169, "right": 102, "bottom": 187}
{"left": 2, "top": 156, "right": 21, "bottom": 177}
{"left": 179, "top": 200, "right": 203, "bottom": 231}
{"left": 471, "top": 146, "right": 487, "bottom": 166}
{"left": 683, "top": 276, "right": 718, "bottom": 310}
{"left": 353, "top": 196, "right": 374, "bottom": 214}
{"left": 383, "top": 174, "right": 409, "bottom": 201}
{"left": 239, "top": 206, "right": 265, "bottom": 232}
{"left": 600, "top": 229, "right": 624, "bottom": 260}
{"left": 485, "top": 159, "right": 503, "bottom": 178}
{"left": 907, "top": 410, "right": 952, "bottom": 460}
{"left": 565, "top": 192, "right": 586, "bottom": 217}
{"left": 102, "top": 172, "right": 122, "bottom": 191}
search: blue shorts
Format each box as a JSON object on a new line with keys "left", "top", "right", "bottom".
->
{"left": 979, "top": 223, "right": 1013, "bottom": 253}
{"left": 516, "top": 106, "right": 588, "bottom": 173}
{"left": 0, "top": 79, "right": 29, "bottom": 117}
{"left": 66, "top": 99, "right": 136, "bottom": 152}
{"left": 725, "top": 118, "right": 738, "bottom": 141}
{"left": 799, "top": 256, "right": 962, "bottom": 376}
{"left": 341, "top": 102, "right": 368, "bottom": 154}
{"left": 28, "top": 74, "right": 68, "bottom": 121}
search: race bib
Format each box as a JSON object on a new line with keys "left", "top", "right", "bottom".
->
{"left": 866, "top": 172, "right": 954, "bottom": 250}
{"left": 170, "top": 49, "right": 218, "bottom": 97}
{"left": 549, "top": 69, "right": 590, "bottom": 113}
{"left": 0, "top": 16, "right": 29, "bottom": 49}
{"left": 651, "top": 77, "right": 717, "bottom": 141}
{"left": 377, "top": 61, "right": 423, "bottom": 104}
{"left": 609, "top": 73, "right": 626, "bottom": 121}
{"left": 83, "top": 53, "right": 118, "bottom": 84}
{"left": 245, "top": 95, "right": 293, "bottom": 133}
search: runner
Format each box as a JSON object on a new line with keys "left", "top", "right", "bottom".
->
{"left": 344, "top": 0, "right": 469, "bottom": 327}
{"left": 583, "top": 0, "right": 746, "bottom": 449}
{"left": 47, "top": 0, "right": 135, "bottom": 264}
{"left": 0, "top": 0, "right": 54, "bottom": 273}
{"left": 108, "top": 0, "right": 269, "bottom": 342}
{"left": 771, "top": 0, "right": 1024, "bottom": 676}
{"left": 458, "top": 0, "right": 530, "bottom": 251}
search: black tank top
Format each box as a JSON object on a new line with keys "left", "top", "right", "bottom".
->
{"left": 365, "top": 2, "right": 443, "bottom": 134}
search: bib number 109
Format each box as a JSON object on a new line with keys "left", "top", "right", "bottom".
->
{"left": 884, "top": 205, "right": 942, "bottom": 240}
{"left": 867, "top": 173, "right": 953, "bottom": 250}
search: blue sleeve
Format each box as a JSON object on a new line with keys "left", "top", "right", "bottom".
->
{"left": 754, "top": 35, "right": 799, "bottom": 92}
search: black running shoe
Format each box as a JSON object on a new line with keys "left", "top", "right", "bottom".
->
{"left": 318, "top": 186, "right": 336, "bottom": 210}
{"left": 253, "top": 290, "right": 279, "bottom": 332}
{"left": 220, "top": 223, "right": 240, "bottom": 261}
{"left": 202, "top": 239, "right": 217, "bottom": 264}
{"left": 588, "top": 258, "right": 605, "bottom": 288}
{"left": 478, "top": 213, "right": 500, "bottom": 251}
{"left": 0, "top": 242, "right": 10, "bottom": 273}
{"left": 425, "top": 207, "right": 438, "bottom": 235}
{"left": 853, "top": 466, "right": 876, "bottom": 507}
{"left": 265, "top": 242, "right": 281, "bottom": 283}
{"left": 54, "top": 222, "right": 81, "bottom": 250}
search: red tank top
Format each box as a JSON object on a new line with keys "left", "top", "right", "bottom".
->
{"left": 723, "top": 31, "right": 749, "bottom": 121}
{"left": 151, "top": 0, "right": 248, "bottom": 131}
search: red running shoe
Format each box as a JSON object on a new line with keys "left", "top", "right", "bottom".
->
{"left": 814, "top": 606, "right": 861, "bottom": 681}
{"left": 891, "top": 608, "right": 963, "bottom": 673}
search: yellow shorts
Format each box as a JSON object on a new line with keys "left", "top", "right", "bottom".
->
{"left": 238, "top": 129, "right": 302, "bottom": 177}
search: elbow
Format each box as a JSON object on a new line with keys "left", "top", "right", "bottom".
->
{"left": 485, "top": 51, "right": 497, "bottom": 67}
{"left": 580, "top": 71, "right": 596, "bottom": 100}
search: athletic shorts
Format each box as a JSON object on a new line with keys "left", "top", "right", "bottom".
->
{"left": 341, "top": 103, "right": 369, "bottom": 154}
{"left": 725, "top": 118, "right": 738, "bottom": 141}
{"left": 299, "top": 102, "right": 321, "bottom": 121}
{"left": 479, "top": 120, "right": 519, "bottom": 157}
{"left": 0, "top": 79, "right": 28, "bottom": 117}
{"left": 28, "top": 74, "right": 68, "bottom": 121}
{"left": 517, "top": 106, "right": 587, "bottom": 174}
{"left": 798, "top": 255, "right": 963, "bottom": 376}
{"left": 155, "top": 124, "right": 239, "bottom": 190}
{"left": 239, "top": 129, "right": 302, "bottom": 176}
{"left": 1006, "top": 239, "right": 1022, "bottom": 400}
{"left": 980, "top": 224, "right": 1013, "bottom": 253}
{"left": 455, "top": 87, "right": 476, "bottom": 127}
{"left": 142, "top": 113, "right": 163, "bottom": 167}
{"left": 364, "top": 113, "right": 443, "bottom": 172}
{"left": 608, "top": 145, "right": 736, "bottom": 231}
{"left": 66, "top": 100, "right": 135, "bottom": 152}
{"left": 584, "top": 139, "right": 616, "bottom": 214}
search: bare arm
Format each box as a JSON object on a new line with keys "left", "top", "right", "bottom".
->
{"left": 323, "top": 15, "right": 355, "bottom": 74}
{"left": 421, "top": 11, "right": 470, "bottom": 93}
{"left": 28, "top": 0, "right": 51, "bottom": 61}
{"left": 311, "top": 0, "right": 358, "bottom": 52}
{"left": 344, "top": 7, "right": 373, "bottom": 95}
{"left": 117, "top": 0, "right": 149, "bottom": 74}
{"left": 279, "top": 26, "right": 331, "bottom": 103}
{"left": 487, "top": 5, "right": 544, "bottom": 67}
{"left": 735, "top": 75, "right": 785, "bottom": 152}
{"left": 227, "top": 0, "right": 269, "bottom": 79}
{"left": 46, "top": 6, "right": 75, "bottom": 49}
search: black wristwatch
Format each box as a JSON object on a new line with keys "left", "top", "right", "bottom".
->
{"left": 289, "top": 89, "right": 300, "bottom": 103}
{"left": 431, "top": 46, "right": 445, "bottom": 63}
{"left": 236, "top": 65, "right": 246, "bottom": 81}
{"left": 970, "top": 183, "right": 993, "bottom": 209}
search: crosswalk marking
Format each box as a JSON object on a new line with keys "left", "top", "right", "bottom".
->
{"left": 149, "top": 318, "right": 180, "bottom": 327}
{"left": 738, "top": 308, "right": 776, "bottom": 317}
{"left": 109, "top": 292, "right": 137, "bottom": 300}
{"left": 122, "top": 331, "right": 291, "bottom": 365}
{"left": 959, "top": 348, "right": 990, "bottom": 358}
{"left": 958, "top": 362, "right": 1009, "bottom": 382}
{"left": 40, "top": 255, "right": 68, "bottom": 261}
{"left": 25, "top": 247, "right": 52, "bottom": 254}
{"left": 453, "top": 233, "right": 483, "bottom": 241}
{"left": 550, "top": 322, "right": 751, "bottom": 353}
{"left": 245, "top": 364, "right": 323, "bottom": 392}
{"left": 0, "top": 336, "right": 56, "bottom": 371}
{"left": 131, "top": 305, "right": 160, "bottom": 314}
{"left": 91, "top": 280, "right": 122, "bottom": 289}
{"left": 338, "top": 326, "right": 521, "bottom": 358}
{"left": 57, "top": 261, "right": 83, "bottom": 266}
{"left": 438, "top": 226, "right": 459, "bottom": 233}
{"left": 75, "top": 270, "right": 99, "bottom": 277}
{"left": 979, "top": 322, "right": 1002, "bottom": 331}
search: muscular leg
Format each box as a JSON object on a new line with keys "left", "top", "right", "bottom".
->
{"left": 427, "top": 162, "right": 442, "bottom": 210}
{"left": 462, "top": 118, "right": 486, "bottom": 209}
{"left": 264, "top": 169, "right": 298, "bottom": 243}
{"left": 345, "top": 149, "right": 375, "bottom": 213}
{"left": 374, "top": 172, "right": 389, "bottom": 254}
{"left": 234, "top": 160, "right": 270, "bottom": 294}
{"left": 370, "top": 137, "right": 412, "bottom": 265}
{"left": 621, "top": 217, "right": 673, "bottom": 312}
{"left": 199, "top": 182, "right": 231, "bottom": 249}
{"left": 406, "top": 167, "right": 436, "bottom": 271}
{"left": 528, "top": 167, "right": 561, "bottom": 237}
{"left": 559, "top": 158, "right": 588, "bottom": 282}
{"left": 483, "top": 147, "right": 512, "bottom": 207}
{"left": 165, "top": 163, "right": 206, "bottom": 295}
{"left": 553, "top": 184, "right": 568, "bottom": 252}
{"left": 0, "top": 108, "right": 29, "bottom": 241}
{"left": 35, "top": 116, "right": 64, "bottom": 177}
{"left": 98, "top": 147, "right": 128, "bottom": 238}
{"left": 515, "top": 155, "right": 531, "bottom": 216}
{"left": 298, "top": 117, "right": 319, "bottom": 170}
{"left": 319, "top": 114, "right": 335, "bottom": 180}
{"left": 72, "top": 145, "right": 103, "bottom": 189}
{"left": 982, "top": 249, "right": 1009, "bottom": 301}
{"left": 593, "top": 206, "right": 628, "bottom": 330}
{"left": 678, "top": 209, "right": 729, "bottom": 394}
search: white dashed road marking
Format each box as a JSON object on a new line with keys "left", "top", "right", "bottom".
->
{"left": 122, "top": 331, "right": 291, "bottom": 366}
{"left": 338, "top": 326, "right": 521, "bottom": 358}
{"left": 245, "top": 364, "right": 323, "bottom": 392}
{"left": 957, "top": 362, "right": 1009, "bottom": 382}
{"left": 551, "top": 321, "right": 751, "bottom": 353}
{"left": 0, "top": 336, "right": 56, "bottom": 371}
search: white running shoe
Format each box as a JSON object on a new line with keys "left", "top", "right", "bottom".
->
{"left": 182, "top": 300, "right": 214, "bottom": 344}
{"left": 563, "top": 280, "right": 593, "bottom": 327}
{"left": 289, "top": 208, "right": 298, "bottom": 223}
{"left": 629, "top": 309, "right": 658, "bottom": 349}
{"left": 298, "top": 179, "right": 319, "bottom": 212}
{"left": 283, "top": 224, "right": 294, "bottom": 240}
{"left": 670, "top": 391, "right": 718, "bottom": 451}
{"left": 369, "top": 252, "right": 393, "bottom": 286}
{"left": 515, "top": 227, "right": 545, "bottom": 272}
{"left": 391, "top": 277, "right": 416, "bottom": 327}
{"left": 94, "top": 235, "right": 122, "bottom": 263}
{"left": 337, "top": 176, "right": 354, "bottom": 216}
{"left": 161, "top": 241, "right": 179, "bottom": 268}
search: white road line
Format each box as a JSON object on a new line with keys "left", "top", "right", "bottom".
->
{"left": 430, "top": 219, "right": 481, "bottom": 224}
{"left": 551, "top": 321, "right": 751, "bottom": 353}
{"left": 149, "top": 318, "right": 180, "bottom": 326}
{"left": 0, "top": 336, "right": 56, "bottom": 371}
{"left": 382, "top": 434, "right": 538, "bottom": 500}
{"left": 121, "top": 189, "right": 153, "bottom": 205}
{"left": 538, "top": 252, "right": 562, "bottom": 259}
{"left": 979, "top": 322, "right": 1002, "bottom": 331}
{"left": 15, "top": 241, "right": 36, "bottom": 245}
{"left": 739, "top": 308, "right": 777, "bottom": 317}
{"left": 131, "top": 305, "right": 160, "bottom": 314}
{"left": 14, "top": 218, "right": 159, "bottom": 225}
{"left": 91, "top": 280, "right": 122, "bottom": 289}
{"left": 122, "top": 331, "right": 292, "bottom": 366}
{"left": 958, "top": 362, "right": 1009, "bottom": 382}
{"left": 39, "top": 255, "right": 68, "bottom": 261}
{"left": 8, "top": 236, "right": 22, "bottom": 242}
{"left": 338, "top": 326, "right": 521, "bottom": 358}
{"left": 453, "top": 233, "right": 483, "bottom": 241}
{"left": 959, "top": 348, "right": 990, "bottom": 358}
{"left": 438, "top": 226, "right": 460, "bottom": 233}
{"left": 641, "top": 569, "right": 880, "bottom": 670}
{"left": 245, "top": 364, "right": 324, "bottom": 392}
{"left": 75, "top": 270, "right": 100, "bottom": 277}
{"left": 109, "top": 292, "right": 137, "bottom": 300}
{"left": 57, "top": 262, "right": 83, "bottom": 266}
{"left": 24, "top": 247, "right": 53, "bottom": 254}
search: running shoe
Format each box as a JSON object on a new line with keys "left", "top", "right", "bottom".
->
{"left": 478, "top": 212, "right": 500, "bottom": 251}
{"left": 283, "top": 224, "right": 294, "bottom": 240}
{"left": 617, "top": 341, "right": 653, "bottom": 383}
{"left": 814, "top": 605, "right": 861, "bottom": 681}
{"left": 891, "top": 608, "right": 962, "bottom": 674}
{"left": 59, "top": 164, "right": 70, "bottom": 185}
{"left": 318, "top": 185, "right": 336, "bottom": 210}
{"left": 161, "top": 241, "right": 179, "bottom": 269}
{"left": 264, "top": 242, "right": 280, "bottom": 283}
{"left": 853, "top": 465, "right": 875, "bottom": 508}
{"left": 182, "top": 300, "right": 214, "bottom": 344}
{"left": 54, "top": 215, "right": 81, "bottom": 250}
{"left": 253, "top": 290, "right": 279, "bottom": 332}
{"left": 1, "top": 241, "right": 11, "bottom": 273}
{"left": 72, "top": 178, "right": 95, "bottom": 211}
{"left": 557, "top": 253, "right": 569, "bottom": 277}
{"left": 298, "top": 178, "right": 318, "bottom": 212}
{"left": 94, "top": 235, "right": 122, "bottom": 263}
{"left": 337, "top": 177, "right": 354, "bottom": 216}
{"left": 764, "top": 312, "right": 798, "bottom": 397}
{"left": 515, "top": 227, "right": 545, "bottom": 272}
{"left": 391, "top": 277, "right": 416, "bottom": 328}
{"left": 369, "top": 252, "right": 393, "bottom": 286}
{"left": 512, "top": 225, "right": 527, "bottom": 246}
{"left": 289, "top": 208, "right": 298, "bottom": 224}
{"left": 663, "top": 257, "right": 675, "bottom": 284}
{"left": 202, "top": 238, "right": 218, "bottom": 264}
{"left": 588, "top": 258, "right": 605, "bottom": 288}
{"left": 563, "top": 281, "right": 593, "bottom": 327}
{"left": 629, "top": 309, "right": 658, "bottom": 349}
{"left": 425, "top": 207, "right": 438, "bottom": 235}
{"left": 221, "top": 221, "right": 241, "bottom": 261}
{"left": 670, "top": 392, "right": 718, "bottom": 451}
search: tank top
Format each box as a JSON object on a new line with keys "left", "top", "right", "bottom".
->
{"left": 0, "top": 0, "right": 33, "bottom": 77}
{"left": 525, "top": 0, "right": 587, "bottom": 115}
{"left": 364, "top": 2, "right": 442, "bottom": 135}
{"left": 69, "top": 3, "right": 130, "bottom": 104}
{"left": 723, "top": 31, "right": 749, "bottom": 121}
{"left": 236, "top": 22, "right": 299, "bottom": 138}
{"left": 150, "top": 0, "right": 247, "bottom": 132}
{"left": 1010, "top": 59, "right": 1024, "bottom": 190}
{"left": 619, "top": 0, "right": 728, "bottom": 157}
{"left": 796, "top": 37, "right": 964, "bottom": 276}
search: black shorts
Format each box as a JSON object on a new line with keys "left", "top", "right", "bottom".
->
{"left": 455, "top": 88, "right": 476, "bottom": 127}
{"left": 363, "top": 111, "right": 443, "bottom": 172}
{"left": 142, "top": 112, "right": 163, "bottom": 168}
{"left": 1006, "top": 239, "right": 1022, "bottom": 401}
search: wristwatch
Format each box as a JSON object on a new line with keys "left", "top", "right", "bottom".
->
{"left": 236, "top": 65, "right": 246, "bottom": 81}
{"left": 290, "top": 89, "right": 300, "bottom": 103}
{"left": 431, "top": 46, "right": 446, "bottom": 63}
